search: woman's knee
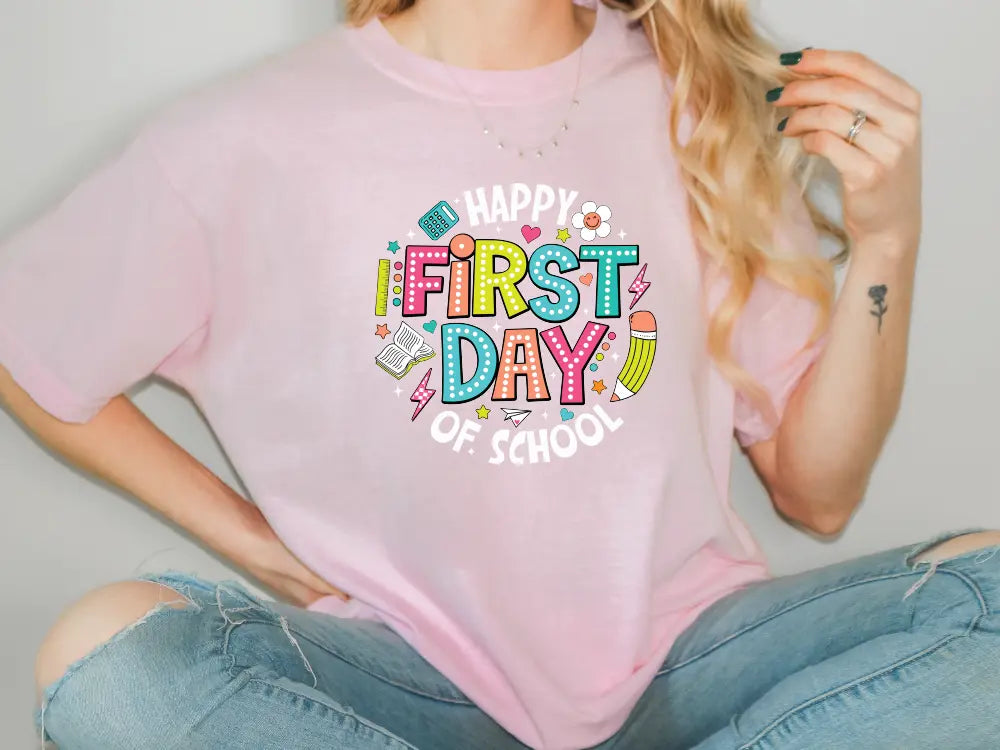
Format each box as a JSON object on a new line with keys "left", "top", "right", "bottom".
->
{"left": 913, "top": 529, "right": 1000, "bottom": 564}
{"left": 34, "top": 579, "right": 197, "bottom": 704}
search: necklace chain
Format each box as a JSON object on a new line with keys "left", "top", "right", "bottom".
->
{"left": 419, "top": 11, "right": 586, "bottom": 159}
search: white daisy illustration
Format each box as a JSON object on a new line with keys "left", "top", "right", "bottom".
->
{"left": 571, "top": 201, "right": 612, "bottom": 241}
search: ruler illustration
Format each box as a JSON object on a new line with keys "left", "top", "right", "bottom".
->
{"left": 375, "top": 258, "right": 391, "bottom": 316}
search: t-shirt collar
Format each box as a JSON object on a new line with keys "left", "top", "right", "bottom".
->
{"left": 345, "top": 0, "right": 631, "bottom": 106}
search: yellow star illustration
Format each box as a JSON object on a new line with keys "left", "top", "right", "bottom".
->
{"left": 475, "top": 404, "right": 491, "bottom": 419}
{"left": 591, "top": 379, "right": 607, "bottom": 395}
{"left": 556, "top": 228, "right": 571, "bottom": 243}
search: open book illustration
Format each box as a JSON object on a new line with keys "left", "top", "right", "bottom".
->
{"left": 375, "top": 321, "right": 436, "bottom": 379}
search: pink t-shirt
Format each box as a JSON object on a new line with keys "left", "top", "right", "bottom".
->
{"left": 0, "top": 2, "right": 828, "bottom": 747}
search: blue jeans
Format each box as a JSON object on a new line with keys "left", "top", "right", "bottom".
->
{"left": 35, "top": 526, "right": 1000, "bottom": 749}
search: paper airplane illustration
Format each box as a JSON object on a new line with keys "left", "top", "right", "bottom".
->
{"left": 501, "top": 408, "right": 531, "bottom": 428}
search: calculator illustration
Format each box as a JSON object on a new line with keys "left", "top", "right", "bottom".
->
{"left": 418, "top": 200, "right": 459, "bottom": 240}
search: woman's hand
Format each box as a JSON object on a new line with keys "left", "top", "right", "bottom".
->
{"left": 770, "top": 48, "right": 923, "bottom": 256}
{"left": 236, "top": 504, "right": 353, "bottom": 608}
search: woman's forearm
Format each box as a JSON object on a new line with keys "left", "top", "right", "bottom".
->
{"left": 1, "top": 365, "right": 351, "bottom": 605}
{"left": 765, "top": 46, "right": 923, "bottom": 532}
{"left": 0, "top": 366, "right": 272, "bottom": 569}
{"left": 775, "top": 237, "right": 919, "bottom": 529}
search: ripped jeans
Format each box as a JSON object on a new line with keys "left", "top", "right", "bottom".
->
{"left": 34, "top": 526, "right": 1000, "bottom": 749}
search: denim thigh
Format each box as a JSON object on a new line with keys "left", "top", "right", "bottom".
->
{"left": 34, "top": 570, "right": 526, "bottom": 749}
{"left": 606, "top": 526, "right": 1000, "bottom": 749}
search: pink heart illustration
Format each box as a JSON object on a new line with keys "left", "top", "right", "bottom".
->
{"left": 521, "top": 225, "right": 542, "bottom": 244}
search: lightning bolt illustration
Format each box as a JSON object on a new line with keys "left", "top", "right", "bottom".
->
{"left": 409, "top": 368, "right": 435, "bottom": 421}
{"left": 627, "top": 263, "right": 650, "bottom": 309}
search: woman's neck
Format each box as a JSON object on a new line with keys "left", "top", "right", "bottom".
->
{"left": 380, "top": 0, "right": 596, "bottom": 71}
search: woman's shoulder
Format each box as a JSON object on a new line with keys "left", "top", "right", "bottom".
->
{"left": 133, "top": 23, "right": 368, "bottom": 178}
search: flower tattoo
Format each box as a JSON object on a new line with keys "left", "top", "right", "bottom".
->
{"left": 868, "top": 284, "right": 888, "bottom": 334}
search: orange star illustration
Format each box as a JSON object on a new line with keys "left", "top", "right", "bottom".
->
{"left": 591, "top": 379, "right": 607, "bottom": 395}
{"left": 375, "top": 323, "right": 391, "bottom": 339}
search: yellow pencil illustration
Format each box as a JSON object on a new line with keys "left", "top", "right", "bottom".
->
{"left": 610, "top": 310, "right": 657, "bottom": 402}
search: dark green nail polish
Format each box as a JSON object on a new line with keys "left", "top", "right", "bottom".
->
{"left": 766, "top": 86, "right": 784, "bottom": 102}
{"left": 780, "top": 51, "right": 803, "bottom": 65}
{"left": 777, "top": 117, "right": 788, "bottom": 132}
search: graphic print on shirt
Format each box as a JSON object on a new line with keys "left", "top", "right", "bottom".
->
{"left": 372, "top": 182, "right": 657, "bottom": 466}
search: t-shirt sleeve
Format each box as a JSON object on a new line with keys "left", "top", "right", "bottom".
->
{"left": 731, "top": 185, "right": 831, "bottom": 447}
{"left": 0, "top": 129, "right": 212, "bottom": 424}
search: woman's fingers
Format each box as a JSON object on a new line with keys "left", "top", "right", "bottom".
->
{"left": 771, "top": 49, "right": 922, "bottom": 191}
{"left": 781, "top": 48, "right": 921, "bottom": 114}
{"left": 781, "top": 103, "right": 903, "bottom": 171}
{"left": 771, "top": 48, "right": 923, "bottom": 247}
{"left": 772, "top": 75, "right": 916, "bottom": 145}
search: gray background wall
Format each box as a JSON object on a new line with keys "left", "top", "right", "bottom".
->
{"left": 1, "top": 2, "right": 996, "bottom": 747}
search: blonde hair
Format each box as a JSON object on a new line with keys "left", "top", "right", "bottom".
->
{"left": 344, "top": 0, "right": 849, "bottom": 434}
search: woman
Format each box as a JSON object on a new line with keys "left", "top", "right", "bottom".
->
{"left": 3, "top": 0, "right": 997, "bottom": 747}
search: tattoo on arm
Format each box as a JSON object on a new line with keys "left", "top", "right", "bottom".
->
{"left": 867, "top": 284, "right": 888, "bottom": 334}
